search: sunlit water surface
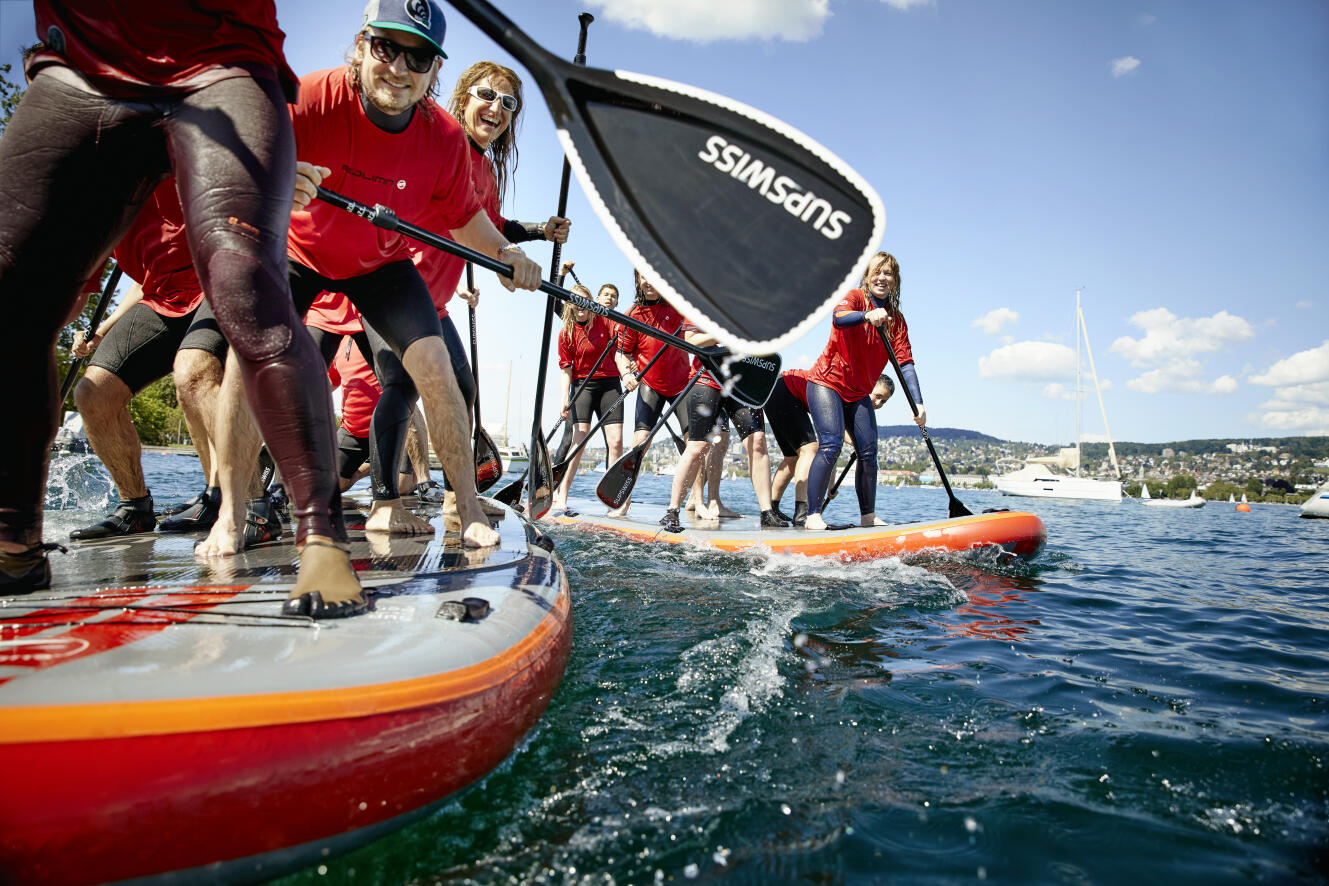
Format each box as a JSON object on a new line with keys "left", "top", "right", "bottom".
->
{"left": 48, "top": 453, "right": 1329, "bottom": 884}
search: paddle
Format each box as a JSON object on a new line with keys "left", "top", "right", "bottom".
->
{"left": 877, "top": 326, "right": 972, "bottom": 518}
{"left": 545, "top": 322, "right": 683, "bottom": 489}
{"left": 60, "top": 263, "right": 123, "bottom": 402}
{"left": 444, "top": 0, "right": 885, "bottom": 354}
{"left": 822, "top": 452, "right": 857, "bottom": 509}
{"left": 597, "top": 370, "right": 706, "bottom": 510}
{"left": 466, "top": 265, "right": 504, "bottom": 492}
{"left": 314, "top": 187, "right": 783, "bottom": 409}
{"left": 663, "top": 417, "right": 687, "bottom": 455}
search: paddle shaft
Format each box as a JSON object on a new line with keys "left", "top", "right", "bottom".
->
{"left": 467, "top": 265, "right": 484, "bottom": 430}
{"left": 598, "top": 369, "right": 704, "bottom": 508}
{"left": 546, "top": 330, "right": 618, "bottom": 444}
{"left": 313, "top": 188, "right": 747, "bottom": 383}
{"left": 876, "top": 325, "right": 971, "bottom": 517}
{"left": 60, "top": 263, "right": 123, "bottom": 402}
{"left": 549, "top": 323, "right": 681, "bottom": 484}
{"left": 823, "top": 452, "right": 857, "bottom": 509}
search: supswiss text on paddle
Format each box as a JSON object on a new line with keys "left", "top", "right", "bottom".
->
{"left": 314, "top": 187, "right": 782, "bottom": 409}
{"left": 445, "top": 0, "right": 885, "bottom": 355}
{"left": 466, "top": 265, "right": 504, "bottom": 492}
{"left": 597, "top": 370, "right": 706, "bottom": 509}
{"left": 877, "top": 326, "right": 972, "bottom": 519}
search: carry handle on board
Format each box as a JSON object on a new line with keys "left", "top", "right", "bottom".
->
{"left": 314, "top": 187, "right": 781, "bottom": 410}
{"left": 443, "top": 0, "right": 885, "bottom": 355}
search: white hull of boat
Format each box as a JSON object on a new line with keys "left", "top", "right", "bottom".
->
{"left": 994, "top": 464, "right": 1122, "bottom": 502}
{"left": 1301, "top": 481, "right": 1329, "bottom": 519}
{"left": 1143, "top": 495, "right": 1206, "bottom": 508}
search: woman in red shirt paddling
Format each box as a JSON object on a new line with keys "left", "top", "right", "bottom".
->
{"left": 803, "top": 252, "right": 926, "bottom": 531}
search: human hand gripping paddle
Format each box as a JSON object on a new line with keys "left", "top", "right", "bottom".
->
{"left": 443, "top": 0, "right": 884, "bottom": 355}
{"left": 466, "top": 265, "right": 504, "bottom": 492}
{"left": 313, "top": 189, "right": 783, "bottom": 411}
{"left": 876, "top": 326, "right": 972, "bottom": 518}
{"left": 596, "top": 369, "right": 708, "bottom": 510}
{"left": 59, "top": 263, "right": 123, "bottom": 402}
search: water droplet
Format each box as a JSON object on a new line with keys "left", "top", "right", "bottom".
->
{"left": 684, "top": 863, "right": 700, "bottom": 878}
{"left": 781, "top": 804, "right": 792, "bottom": 815}
{"left": 964, "top": 816, "right": 979, "bottom": 833}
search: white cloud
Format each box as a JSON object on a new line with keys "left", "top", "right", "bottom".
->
{"left": 879, "top": 0, "right": 934, "bottom": 9}
{"left": 1125, "top": 357, "right": 1238, "bottom": 395}
{"left": 979, "top": 341, "right": 1075, "bottom": 382}
{"left": 971, "top": 307, "right": 1019, "bottom": 335}
{"left": 791, "top": 352, "right": 814, "bottom": 369}
{"left": 1110, "top": 56, "right": 1141, "bottom": 77}
{"left": 1042, "top": 382, "right": 1073, "bottom": 400}
{"left": 1136, "top": 13, "right": 1156, "bottom": 27}
{"left": 1248, "top": 339, "right": 1329, "bottom": 387}
{"left": 586, "top": 0, "right": 828, "bottom": 42}
{"left": 1248, "top": 404, "right": 1329, "bottom": 433}
{"left": 1110, "top": 307, "right": 1254, "bottom": 366}
{"left": 1296, "top": 300, "right": 1313, "bottom": 309}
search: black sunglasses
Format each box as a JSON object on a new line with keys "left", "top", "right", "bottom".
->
{"left": 365, "top": 33, "right": 437, "bottom": 75}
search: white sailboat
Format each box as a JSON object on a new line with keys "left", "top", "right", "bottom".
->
{"left": 1142, "top": 482, "right": 1206, "bottom": 508}
{"left": 1300, "top": 480, "right": 1329, "bottom": 519}
{"left": 995, "top": 289, "right": 1123, "bottom": 502}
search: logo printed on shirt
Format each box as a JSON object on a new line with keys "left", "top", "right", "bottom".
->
{"left": 397, "top": 180, "right": 407, "bottom": 189}
{"left": 341, "top": 164, "right": 398, "bottom": 188}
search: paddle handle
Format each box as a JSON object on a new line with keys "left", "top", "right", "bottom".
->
{"left": 59, "top": 263, "right": 123, "bottom": 402}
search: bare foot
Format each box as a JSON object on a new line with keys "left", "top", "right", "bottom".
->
{"left": 365, "top": 499, "right": 434, "bottom": 535}
{"left": 285, "top": 537, "right": 363, "bottom": 617}
{"left": 683, "top": 495, "right": 697, "bottom": 513}
{"left": 195, "top": 501, "right": 245, "bottom": 557}
{"left": 442, "top": 489, "right": 458, "bottom": 516}
{"left": 804, "top": 513, "right": 827, "bottom": 531}
{"left": 456, "top": 494, "right": 501, "bottom": 548}
{"left": 694, "top": 502, "right": 719, "bottom": 520}
{"left": 712, "top": 502, "right": 742, "bottom": 519}
{"left": 861, "top": 513, "right": 887, "bottom": 527}
{"left": 607, "top": 499, "right": 631, "bottom": 519}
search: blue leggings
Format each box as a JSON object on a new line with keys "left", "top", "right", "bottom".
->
{"left": 805, "top": 381, "right": 878, "bottom": 517}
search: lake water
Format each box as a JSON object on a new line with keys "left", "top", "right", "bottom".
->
{"left": 48, "top": 453, "right": 1329, "bottom": 884}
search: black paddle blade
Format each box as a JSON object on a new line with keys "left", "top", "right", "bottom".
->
{"left": 492, "top": 475, "right": 523, "bottom": 508}
{"left": 448, "top": 0, "right": 885, "bottom": 354}
{"left": 550, "top": 455, "right": 572, "bottom": 489}
{"left": 526, "top": 435, "right": 554, "bottom": 520}
{"left": 948, "top": 495, "right": 975, "bottom": 519}
{"left": 698, "top": 350, "right": 782, "bottom": 408}
{"left": 597, "top": 446, "right": 643, "bottom": 509}
{"left": 474, "top": 428, "right": 503, "bottom": 493}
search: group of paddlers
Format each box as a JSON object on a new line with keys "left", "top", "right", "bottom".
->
{"left": 0, "top": 0, "right": 925, "bottom": 620}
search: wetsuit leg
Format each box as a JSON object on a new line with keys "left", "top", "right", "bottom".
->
{"left": 0, "top": 74, "right": 168, "bottom": 546}
{"left": 844, "top": 396, "right": 879, "bottom": 515}
{"left": 362, "top": 326, "right": 419, "bottom": 502}
{"left": 166, "top": 75, "right": 343, "bottom": 545}
{"left": 804, "top": 381, "right": 847, "bottom": 516}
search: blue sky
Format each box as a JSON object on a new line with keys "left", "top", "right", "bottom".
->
{"left": 3, "top": 0, "right": 1326, "bottom": 445}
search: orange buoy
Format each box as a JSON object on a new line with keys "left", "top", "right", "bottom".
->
{"left": 1236, "top": 502, "right": 1251, "bottom": 512}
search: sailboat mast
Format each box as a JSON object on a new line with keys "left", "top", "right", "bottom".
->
{"left": 503, "top": 360, "right": 513, "bottom": 447}
{"left": 1078, "top": 294, "right": 1122, "bottom": 478}
{"left": 1075, "top": 289, "right": 1083, "bottom": 478}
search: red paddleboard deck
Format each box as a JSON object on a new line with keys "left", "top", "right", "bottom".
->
{"left": 0, "top": 501, "right": 571, "bottom": 885}
{"left": 552, "top": 499, "right": 1046, "bottom": 561}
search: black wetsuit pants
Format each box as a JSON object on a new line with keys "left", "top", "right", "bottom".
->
{"left": 0, "top": 70, "right": 343, "bottom": 546}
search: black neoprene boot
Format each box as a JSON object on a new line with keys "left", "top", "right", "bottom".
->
{"left": 159, "top": 486, "right": 221, "bottom": 532}
{"left": 770, "top": 502, "right": 794, "bottom": 524}
{"left": 659, "top": 507, "right": 683, "bottom": 532}
{"left": 70, "top": 495, "right": 155, "bottom": 541}
{"left": 243, "top": 496, "right": 285, "bottom": 549}
{"left": 760, "top": 509, "right": 791, "bottom": 528}
{"left": 792, "top": 500, "right": 809, "bottom": 527}
{"left": 0, "top": 542, "right": 66, "bottom": 593}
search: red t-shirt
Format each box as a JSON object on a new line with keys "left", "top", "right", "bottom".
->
{"left": 559, "top": 316, "right": 619, "bottom": 380}
{"left": 286, "top": 68, "right": 481, "bottom": 281}
{"left": 808, "top": 290, "right": 913, "bottom": 403}
{"left": 781, "top": 369, "right": 811, "bottom": 408}
{"left": 112, "top": 181, "right": 204, "bottom": 318}
{"left": 30, "top": 0, "right": 298, "bottom": 101}
{"left": 680, "top": 321, "right": 724, "bottom": 392}
{"left": 304, "top": 291, "right": 362, "bottom": 335}
{"left": 618, "top": 299, "right": 690, "bottom": 397}
{"left": 331, "top": 341, "right": 381, "bottom": 440}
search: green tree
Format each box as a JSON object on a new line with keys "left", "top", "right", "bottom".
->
{"left": 1, "top": 63, "right": 24, "bottom": 135}
{"left": 1165, "top": 474, "right": 1198, "bottom": 499}
{"left": 1203, "top": 480, "right": 1242, "bottom": 502}
{"left": 1245, "top": 478, "right": 1264, "bottom": 498}
{"left": 127, "top": 377, "right": 188, "bottom": 447}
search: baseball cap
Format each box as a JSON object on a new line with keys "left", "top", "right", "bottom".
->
{"left": 363, "top": 0, "right": 447, "bottom": 59}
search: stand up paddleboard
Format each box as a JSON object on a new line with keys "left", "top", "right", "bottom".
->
{"left": 552, "top": 499, "right": 1046, "bottom": 561}
{"left": 0, "top": 501, "right": 571, "bottom": 885}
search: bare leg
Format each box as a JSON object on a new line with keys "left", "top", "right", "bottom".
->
{"left": 173, "top": 349, "right": 224, "bottom": 486}
{"left": 745, "top": 432, "right": 775, "bottom": 511}
{"left": 402, "top": 337, "right": 497, "bottom": 547}
{"left": 194, "top": 351, "right": 263, "bottom": 556}
{"left": 771, "top": 455, "right": 797, "bottom": 504}
{"left": 403, "top": 407, "right": 432, "bottom": 486}
{"left": 706, "top": 429, "right": 741, "bottom": 518}
{"left": 74, "top": 367, "right": 147, "bottom": 500}
{"left": 670, "top": 440, "right": 711, "bottom": 510}
{"left": 604, "top": 423, "right": 623, "bottom": 467}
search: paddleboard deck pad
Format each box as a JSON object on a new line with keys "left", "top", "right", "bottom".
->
{"left": 0, "top": 500, "right": 572, "bottom": 885}
{"left": 553, "top": 499, "right": 1046, "bottom": 561}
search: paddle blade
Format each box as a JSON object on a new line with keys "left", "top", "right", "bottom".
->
{"left": 597, "top": 446, "right": 643, "bottom": 509}
{"left": 948, "top": 495, "right": 975, "bottom": 519}
{"left": 550, "top": 455, "right": 572, "bottom": 488}
{"left": 445, "top": 1, "right": 883, "bottom": 354}
{"left": 700, "top": 350, "right": 782, "bottom": 408}
{"left": 526, "top": 435, "right": 554, "bottom": 520}
{"left": 492, "top": 476, "right": 523, "bottom": 508}
{"left": 474, "top": 428, "right": 503, "bottom": 493}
